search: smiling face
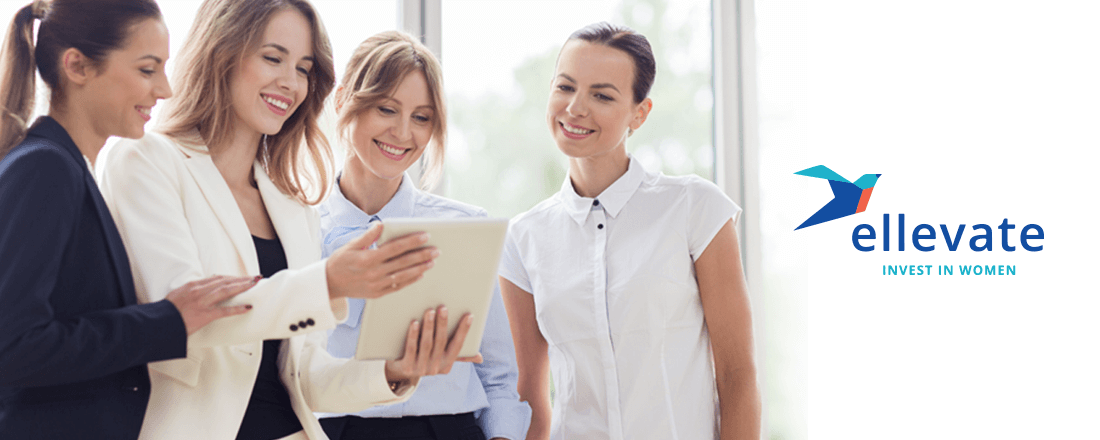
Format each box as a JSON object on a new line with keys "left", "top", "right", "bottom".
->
{"left": 81, "top": 18, "right": 172, "bottom": 140}
{"left": 228, "top": 9, "right": 313, "bottom": 137}
{"left": 547, "top": 40, "right": 648, "bottom": 161}
{"left": 345, "top": 69, "right": 435, "bottom": 185}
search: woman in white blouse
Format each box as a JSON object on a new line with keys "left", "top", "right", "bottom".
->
{"left": 498, "top": 22, "right": 761, "bottom": 440}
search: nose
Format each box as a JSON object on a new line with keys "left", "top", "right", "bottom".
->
{"left": 276, "top": 64, "right": 299, "bottom": 95}
{"left": 391, "top": 114, "right": 412, "bottom": 142}
{"left": 565, "top": 93, "right": 587, "bottom": 117}
{"left": 155, "top": 70, "right": 173, "bottom": 100}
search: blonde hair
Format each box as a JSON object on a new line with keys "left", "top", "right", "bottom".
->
{"left": 334, "top": 31, "right": 446, "bottom": 190}
{"left": 157, "top": 0, "right": 334, "bottom": 204}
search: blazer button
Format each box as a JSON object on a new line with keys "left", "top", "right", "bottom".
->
{"left": 298, "top": 320, "right": 307, "bottom": 328}
{"left": 306, "top": 318, "right": 315, "bottom": 326}
{"left": 289, "top": 324, "right": 298, "bottom": 331}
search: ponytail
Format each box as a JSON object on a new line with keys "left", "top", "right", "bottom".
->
{"left": 0, "top": 1, "right": 42, "bottom": 158}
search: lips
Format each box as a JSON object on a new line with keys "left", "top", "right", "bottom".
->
{"left": 135, "top": 106, "right": 152, "bottom": 122}
{"left": 375, "top": 139, "right": 410, "bottom": 160}
{"left": 559, "top": 120, "right": 595, "bottom": 140}
{"left": 261, "top": 93, "right": 292, "bottom": 116}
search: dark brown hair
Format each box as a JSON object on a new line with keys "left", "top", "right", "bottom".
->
{"left": 334, "top": 31, "right": 447, "bottom": 190}
{"left": 0, "top": 0, "right": 162, "bottom": 157}
{"left": 567, "top": 22, "right": 656, "bottom": 104}
{"left": 158, "top": 0, "right": 335, "bottom": 205}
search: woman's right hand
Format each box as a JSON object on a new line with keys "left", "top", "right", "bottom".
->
{"left": 166, "top": 275, "right": 257, "bottom": 335}
{"left": 325, "top": 222, "right": 439, "bottom": 300}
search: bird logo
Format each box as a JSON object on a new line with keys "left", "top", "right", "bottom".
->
{"left": 795, "top": 165, "right": 881, "bottom": 230}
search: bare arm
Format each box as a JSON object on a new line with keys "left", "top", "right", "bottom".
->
{"left": 500, "top": 276, "right": 552, "bottom": 440}
{"left": 695, "top": 219, "right": 761, "bottom": 440}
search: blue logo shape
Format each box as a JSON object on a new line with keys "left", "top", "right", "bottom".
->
{"left": 795, "top": 165, "right": 881, "bottom": 230}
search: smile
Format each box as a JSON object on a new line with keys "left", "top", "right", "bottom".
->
{"left": 375, "top": 139, "right": 410, "bottom": 160}
{"left": 559, "top": 121, "right": 594, "bottom": 139}
{"left": 136, "top": 106, "right": 152, "bottom": 122}
{"left": 262, "top": 93, "right": 292, "bottom": 115}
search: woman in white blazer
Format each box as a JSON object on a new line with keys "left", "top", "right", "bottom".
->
{"left": 97, "top": 1, "right": 478, "bottom": 439}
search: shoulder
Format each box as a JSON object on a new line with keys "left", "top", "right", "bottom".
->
{"left": 506, "top": 193, "right": 566, "bottom": 235}
{"left": 413, "top": 191, "right": 489, "bottom": 218}
{"left": 645, "top": 173, "right": 733, "bottom": 206}
{"left": 107, "top": 132, "right": 190, "bottom": 166}
{"left": 1, "top": 137, "right": 84, "bottom": 191}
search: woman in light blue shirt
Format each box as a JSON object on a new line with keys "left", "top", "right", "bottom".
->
{"left": 316, "top": 31, "right": 531, "bottom": 440}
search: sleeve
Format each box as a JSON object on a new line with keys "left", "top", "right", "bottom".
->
{"left": 497, "top": 220, "right": 533, "bottom": 294}
{"left": 473, "top": 283, "right": 533, "bottom": 440}
{"left": 297, "top": 327, "right": 419, "bottom": 412}
{"left": 0, "top": 147, "right": 187, "bottom": 388}
{"left": 687, "top": 178, "right": 742, "bottom": 261}
{"left": 97, "top": 136, "right": 339, "bottom": 348}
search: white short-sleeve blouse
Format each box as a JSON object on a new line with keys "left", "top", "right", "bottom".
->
{"left": 499, "top": 155, "right": 741, "bottom": 440}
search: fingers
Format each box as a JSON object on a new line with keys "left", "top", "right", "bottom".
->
{"left": 402, "top": 319, "right": 420, "bottom": 361}
{"left": 375, "top": 231, "right": 430, "bottom": 260}
{"left": 364, "top": 261, "right": 432, "bottom": 298}
{"left": 205, "top": 277, "right": 258, "bottom": 306}
{"left": 345, "top": 222, "right": 383, "bottom": 250}
{"left": 429, "top": 306, "right": 449, "bottom": 373}
{"left": 217, "top": 304, "right": 253, "bottom": 318}
{"left": 416, "top": 308, "right": 436, "bottom": 375}
{"left": 445, "top": 314, "right": 475, "bottom": 359}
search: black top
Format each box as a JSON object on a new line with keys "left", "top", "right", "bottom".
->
{"left": 236, "top": 234, "right": 303, "bottom": 440}
{"left": 0, "top": 117, "right": 187, "bottom": 439}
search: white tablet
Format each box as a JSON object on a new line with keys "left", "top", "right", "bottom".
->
{"left": 354, "top": 217, "right": 509, "bottom": 360}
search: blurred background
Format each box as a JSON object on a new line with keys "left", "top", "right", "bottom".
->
{"left": 0, "top": 0, "right": 805, "bottom": 438}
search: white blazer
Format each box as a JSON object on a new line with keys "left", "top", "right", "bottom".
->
{"left": 97, "top": 132, "right": 415, "bottom": 440}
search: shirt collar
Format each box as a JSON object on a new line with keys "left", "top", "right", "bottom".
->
{"left": 558, "top": 155, "right": 648, "bottom": 225}
{"left": 331, "top": 172, "right": 418, "bottom": 221}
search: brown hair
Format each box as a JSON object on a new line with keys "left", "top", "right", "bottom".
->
{"left": 334, "top": 31, "right": 446, "bottom": 190}
{"left": 157, "top": 0, "right": 335, "bottom": 205}
{"left": 567, "top": 22, "right": 656, "bottom": 104}
{"left": 0, "top": 0, "right": 162, "bottom": 157}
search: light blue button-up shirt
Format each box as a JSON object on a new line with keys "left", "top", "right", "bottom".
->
{"left": 316, "top": 173, "right": 531, "bottom": 440}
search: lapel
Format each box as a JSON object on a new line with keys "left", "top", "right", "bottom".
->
{"left": 179, "top": 146, "right": 260, "bottom": 275}
{"left": 26, "top": 117, "right": 139, "bottom": 305}
{"left": 254, "top": 162, "right": 313, "bottom": 270}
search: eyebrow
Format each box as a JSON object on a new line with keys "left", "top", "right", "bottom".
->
{"left": 556, "top": 73, "right": 621, "bottom": 94}
{"left": 386, "top": 97, "right": 434, "bottom": 111}
{"left": 262, "top": 43, "right": 314, "bottom": 62}
{"left": 137, "top": 54, "right": 163, "bottom": 64}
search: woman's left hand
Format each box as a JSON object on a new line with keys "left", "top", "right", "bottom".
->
{"left": 383, "top": 305, "right": 482, "bottom": 388}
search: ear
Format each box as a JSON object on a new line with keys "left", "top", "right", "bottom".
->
{"left": 629, "top": 97, "right": 653, "bottom": 134}
{"left": 59, "top": 48, "right": 95, "bottom": 86}
{"left": 334, "top": 85, "right": 345, "bottom": 113}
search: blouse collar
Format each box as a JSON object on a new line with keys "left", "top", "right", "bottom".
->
{"left": 558, "top": 154, "right": 648, "bottom": 225}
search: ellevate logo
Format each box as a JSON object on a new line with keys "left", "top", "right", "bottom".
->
{"left": 794, "top": 165, "right": 880, "bottom": 230}
{"left": 794, "top": 165, "right": 1044, "bottom": 276}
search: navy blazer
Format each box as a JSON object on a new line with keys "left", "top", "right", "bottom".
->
{"left": 0, "top": 117, "right": 188, "bottom": 439}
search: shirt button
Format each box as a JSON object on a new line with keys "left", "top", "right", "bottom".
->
{"left": 598, "top": 224, "right": 604, "bottom": 229}
{"left": 592, "top": 200, "right": 600, "bottom": 206}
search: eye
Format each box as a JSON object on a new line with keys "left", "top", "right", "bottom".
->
{"left": 296, "top": 66, "right": 309, "bottom": 76}
{"left": 378, "top": 106, "right": 397, "bottom": 115}
{"left": 595, "top": 93, "right": 614, "bottom": 102}
{"left": 264, "top": 55, "right": 280, "bottom": 64}
{"left": 413, "top": 114, "right": 431, "bottom": 124}
{"left": 556, "top": 84, "right": 575, "bottom": 93}
{"left": 139, "top": 68, "right": 155, "bottom": 76}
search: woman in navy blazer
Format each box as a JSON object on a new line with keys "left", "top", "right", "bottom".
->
{"left": 0, "top": 1, "right": 257, "bottom": 438}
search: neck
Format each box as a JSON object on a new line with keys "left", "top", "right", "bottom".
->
{"left": 210, "top": 121, "right": 263, "bottom": 190}
{"left": 340, "top": 158, "right": 403, "bottom": 216}
{"left": 567, "top": 146, "right": 630, "bottom": 198}
{"left": 48, "top": 106, "right": 108, "bottom": 165}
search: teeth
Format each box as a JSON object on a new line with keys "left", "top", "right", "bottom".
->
{"left": 137, "top": 107, "right": 150, "bottom": 116}
{"left": 263, "top": 95, "right": 290, "bottom": 110}
{"left": 376, "top": 140, "right": 407, "bottom": 156}
{"left": 562, "top": 122, "right": 593, "bottom": 135}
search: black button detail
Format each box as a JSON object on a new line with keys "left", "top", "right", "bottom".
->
{"left": 289, "top": 324, "right": 298, "bottom": 331}
{"left": 298, "top": 320, "right": 307, "bottom": 328}
{"left": 592, "top": 200, "right": 600, "bottom": 206}
{"left": 597, "top": 224, "right": 604, "bottom": 229}
{"left": 306, "top": 318, "right": 315, "bottom": 326}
